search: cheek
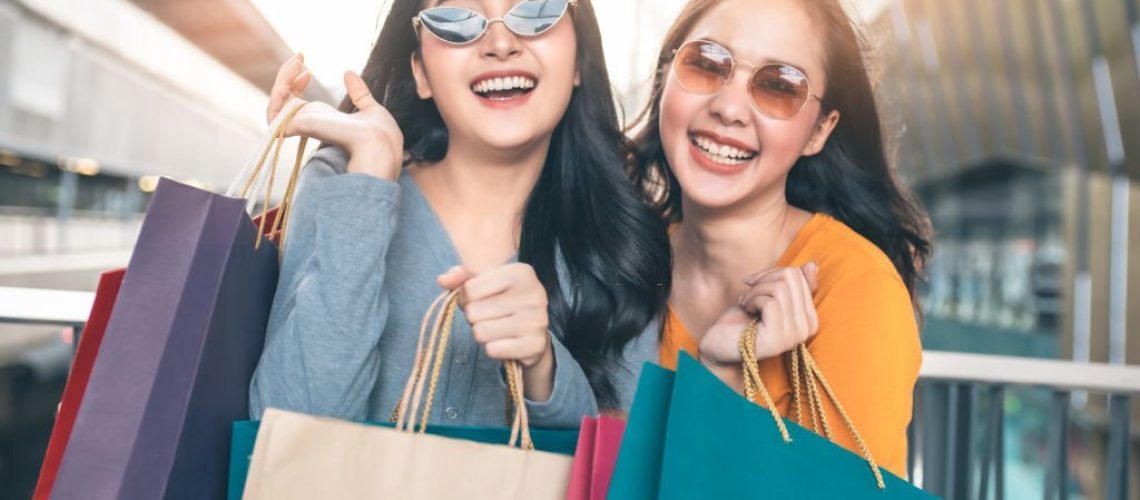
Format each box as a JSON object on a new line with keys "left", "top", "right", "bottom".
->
{"left": 756, "top": 116, "right": 819, "bottom": 168}
{"left": 418, "top": 44, "right": 474, "bottom": 100}
{"left": 659, "top": 78, "right": 702, "bottom": 156}
{"left": 532, "top": 27, "right": 578, "bottom": 96}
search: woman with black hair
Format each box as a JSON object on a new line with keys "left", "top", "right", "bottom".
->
{"left": 631, "top": 0, "right": 933, "bottom": 478}
{"left": 250, "top": 0, "right": 671, "bottom": 427}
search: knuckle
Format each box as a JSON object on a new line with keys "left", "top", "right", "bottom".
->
{"left": 465, "top": 303, "right": 483, "bottom": 321}
{"left": 483, "top": 343, "right": 500, "bottom": 359}
{"left": 471, "top": 323, "right": 488, "bottom": 343}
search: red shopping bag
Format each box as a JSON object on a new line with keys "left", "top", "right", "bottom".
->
{"left": 566, "top": 415, "right": 626, "bottom": 500}
{"left": 33, "top": 269, "right": 125, "bottom": 500}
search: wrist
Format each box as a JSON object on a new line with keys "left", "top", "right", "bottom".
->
{"left": 520, "top": 334, "right": 556, "bottom": 403}
{"left": 525, "top": 334, "right": 555, "bottom": 371}
{"left": 346, "top": 140, "right": 400, "bottom": 181}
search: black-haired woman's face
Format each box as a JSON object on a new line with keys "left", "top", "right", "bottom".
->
{"left": 659, "top": 0, "right": 837, "bottom": 214}
{"left": 411, "top": 0, "right": 580, "bottom": 154}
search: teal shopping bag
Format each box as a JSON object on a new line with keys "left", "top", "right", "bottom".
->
{"left": 659, "top": 354, "right": 935, "bottom": 498}
{"left": 609, "top": 354, "right": 936, "bottom": 499}
{"left": 606, "top": 363, "right": 676, "bottom": 500}
{"left": 228, "top": 418, "right": 580, "bottom": 499}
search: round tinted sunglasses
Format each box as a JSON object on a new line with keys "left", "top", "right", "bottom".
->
{"left": 671, "top": 39, "right": 822, "bottom": 120}
{"left": 413, "top": 0, "right": 577, "bottom": 45}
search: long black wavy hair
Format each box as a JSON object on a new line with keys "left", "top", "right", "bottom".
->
{"left": 344, "top": 0, "right": 671, "bottom": 408}
{"left": 630, "top": 0, "right": 931, "bottom": 302}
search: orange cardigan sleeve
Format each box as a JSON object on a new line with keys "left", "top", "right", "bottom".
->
{"left": 806, "top": 268, "right": 922, "bottom": 479}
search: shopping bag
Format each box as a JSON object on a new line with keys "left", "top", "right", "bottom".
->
{"left": 609, "top": 319, "right": 935, "bottom": 499}
{"left": 242, "top": 291, "right": 575, "bottom": 499}
{"left": 32, "top": 269, "right": 125, "bottom": 500}
{"left": 565, "top": 416, "right": 624, "bottom": 500}
{"left": 654, "top": 353, "right": 935, "bottom": 498}
{"left": 49, "top": 103, "right": 310, "bottom": 500}
{"left": 227, "top": 419, "right": 580, "bottom": 500}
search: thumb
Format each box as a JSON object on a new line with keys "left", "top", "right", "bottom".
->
{"left": 437, "top": 265, "right": 474, "bottom": 291}
{"left": 712, "top": 304, "right": 752, "bottom": 329}
{"left": 291, "top": 70, "right": 313, "bottom": 98}
{"left": 344, "top": 71, "right": 381, "bottom": 111}
{"left": 801, "top": 262, "right": 819, "bottom": 292}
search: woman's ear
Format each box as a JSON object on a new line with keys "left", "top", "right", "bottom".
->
{"left": 411, "top": 53, "right": 433, "bottom": 99}
{"left": 802, "top": 110, "right": 839, "bottom": 157}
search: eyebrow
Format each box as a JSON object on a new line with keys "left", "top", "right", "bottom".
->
{"left": 698, "top": 36, "right": 814, "bottom": 78}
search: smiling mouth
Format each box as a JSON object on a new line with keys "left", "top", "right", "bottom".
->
{"left": 470, "top": 75, "right": 538, "bottom": 101}
{"left": 689, "top": 133, "right": 758, "bottom": 165}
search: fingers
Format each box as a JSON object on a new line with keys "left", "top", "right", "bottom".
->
{"left": 482, "top": 335, "right": 547, "bottom": 361}
{"left": 795, "top": 266, "right": 820, "bottom": 333}
{"left": 458, "top": 264, "right": 541, "bottom": 304}
{"left": 463, "top": 294, "right": 516, "bottom": 323}
{"left": 344, "top": 71, "right": 381, "bottom": 111}
{"left": 437, "top": 265, "right": 474, "bottom": 291}
{"left": 268, "top": 53, "right": 306, "bottom": 124}
{"left": 743, "top": 267, "right": 781, "bottom": 286}
{"left": 469, "top": 311, "right": 546, "bottom": 344}
{"left": 800, "top": 261, "right": 819, "bottom": 292}
{"left": 469, "top": 308, "right": 549, "bottom": 365}
{"left": 291, "top": 70, "right": 312, "bottom": 98}
{"left": 743, "top": 261, "right": 819, "bottom": 289}
{"left": 739, "top": 268, "right": 815, "bottom": 347}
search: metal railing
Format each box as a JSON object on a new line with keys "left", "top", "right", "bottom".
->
{"left": 914, "top": 351, "right": 1140, "bottom": 499}
{"left": 0, "top": 292, "right": 1137, "bottom": 499}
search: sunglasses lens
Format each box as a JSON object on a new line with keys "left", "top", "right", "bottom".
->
{"left": 750, "top": 65, "right": 810, "bottom": 119}
{"left": 420, "top": 7, "right": 487, "bottom": 44}
{"left": 505, "top": 0, "right": 570, "bottom": 36}
{"left": 673, "top": 41, "right": 733, "bottom": 95}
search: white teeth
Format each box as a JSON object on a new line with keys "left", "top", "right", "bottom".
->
{"left": 471, "top": 76, "right": 537, "bottom": 94}
{"left": 692, "top": 135, "right": 757, "bottom": 164}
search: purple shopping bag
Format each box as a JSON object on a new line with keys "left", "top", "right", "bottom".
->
{"left": 51, "top": 178, "right": 280, "bottom": 500}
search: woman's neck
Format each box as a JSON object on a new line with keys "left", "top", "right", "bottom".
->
{"left": 407, "top": 134, "right": 552, "bottom": 272}
{"left": 673, "top": 189, "right": 810, "bottom": 291}
{"left": 411, "top": 135, "right": 550, "bottom": 220}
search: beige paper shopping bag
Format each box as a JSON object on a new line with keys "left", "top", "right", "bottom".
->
{"left": 242, "top": 291, "right": 573, "bottom": 500}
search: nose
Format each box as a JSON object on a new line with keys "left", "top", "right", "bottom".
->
{"left": 705, "top": 70, "right": 753, "bottom": 127}
{"left": 480, "top": 20, "right": 523, "bottom": 61}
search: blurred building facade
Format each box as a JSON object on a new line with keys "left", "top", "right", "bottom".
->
{"left": 0, "top": 0, "right": 302, "bottom": 495}
{"left": 867, "top": 0, "right": 1140, "bottom": 497}
{"left": 0, "top": 0, "right": 277, "bottom": 257}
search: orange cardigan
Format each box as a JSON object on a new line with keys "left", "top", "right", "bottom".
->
{"left": 660, "top": 213, "right": 921, "bottom": 478}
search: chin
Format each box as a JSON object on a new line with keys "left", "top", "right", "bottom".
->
{"left": 477, "top": 128, "right": 551, "bottom": 152}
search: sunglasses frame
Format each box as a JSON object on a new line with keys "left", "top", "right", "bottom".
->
{"left": 671, "top": 39, "right": 823, "bottom": 120}
{"left": 412, "top": 0, "right": 578, "bottom": 46}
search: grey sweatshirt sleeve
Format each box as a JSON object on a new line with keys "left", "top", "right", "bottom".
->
{"left": 518, "top": 333, "right": 599, "bottom": 428}
{"left": 610, "top": 316, "right": 661, "bottom": 412}
{"left": 522, "top": 314, "right": 659, "bottom": 425}
{"left": 249, "top": 148, "right": 400, "bottom": 420}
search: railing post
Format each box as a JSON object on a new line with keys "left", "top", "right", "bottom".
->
{"left": 921, "top": 381, "right": 950, "bottom": 496}
{"left": 977, "top": 385, "right": 1005, "bottom": 500}
{"left": 1106, "top": 394, "right": 1130, "bottom": 500}
{"left": 909, "top": 384, "right": 921, "bottom": 485}
{"left": 1044, "top": 391, "right": 1070, "bottom": 500}
{"left": 947, "top": 383, "right": 975, "bottom": 500}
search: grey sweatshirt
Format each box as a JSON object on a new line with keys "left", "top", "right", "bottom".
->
{"left": 249, "top": 147, "right": 658, "bottom": 428}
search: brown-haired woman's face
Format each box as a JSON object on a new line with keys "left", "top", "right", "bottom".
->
{"left": 659, "top": 0, "right": 838, "bottom": 214}
{"left": 411, "top": 0, "right": 580, "bottom": 153}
